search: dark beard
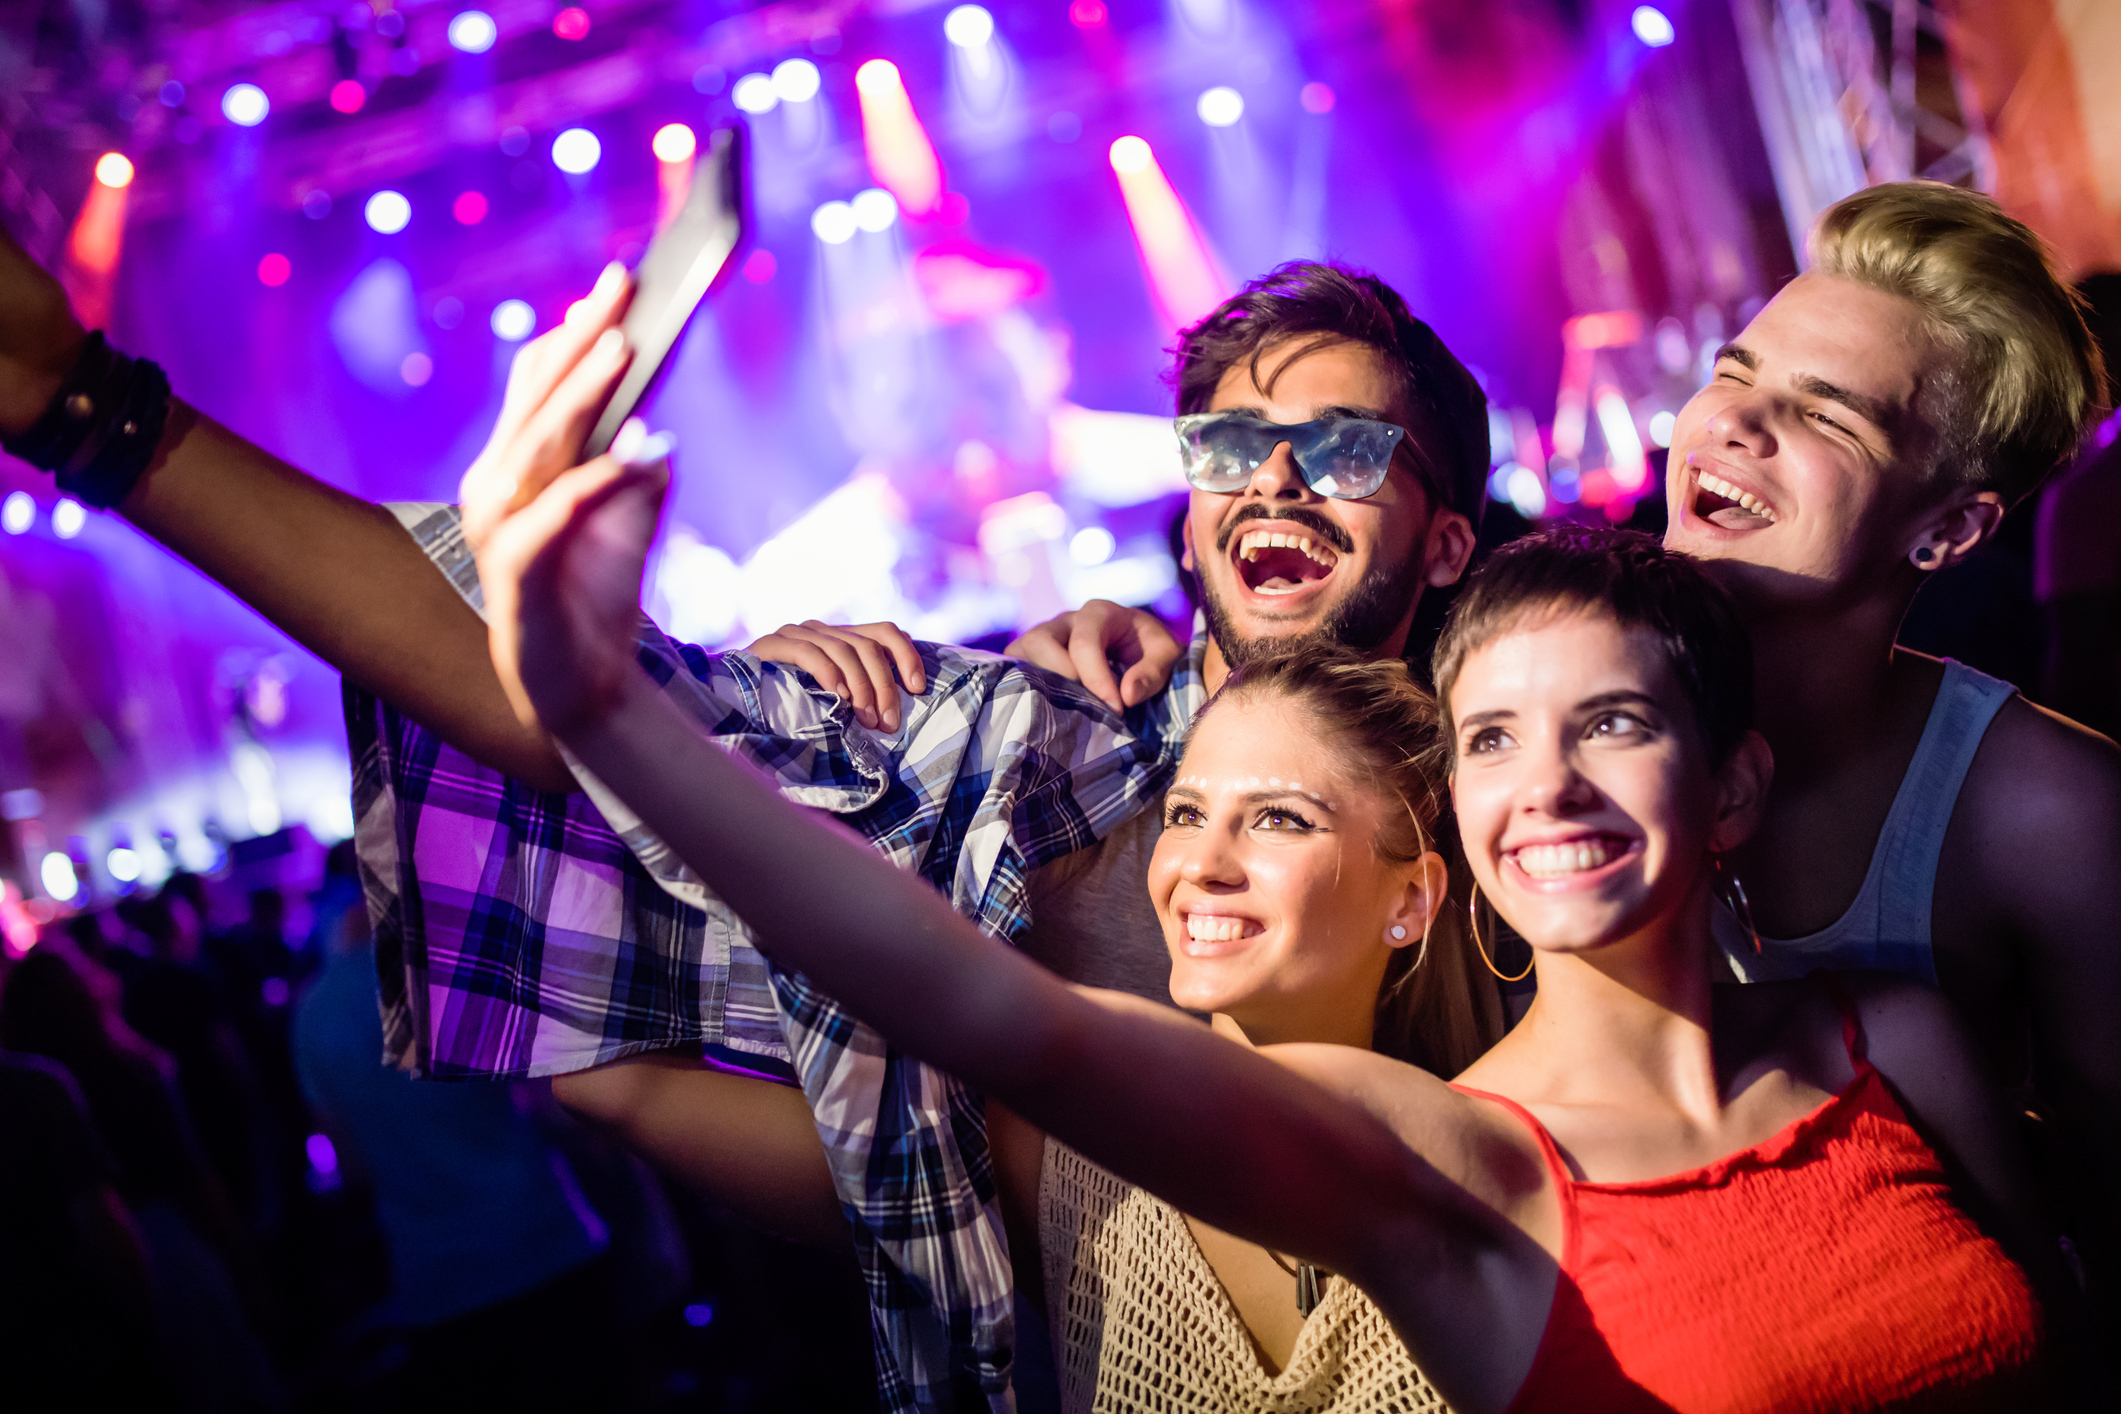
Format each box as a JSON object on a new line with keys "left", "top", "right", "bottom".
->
{"left": 1203, "top": 550, "right": 1425, "bottom": 669}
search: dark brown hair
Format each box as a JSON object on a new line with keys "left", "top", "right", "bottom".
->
{"left": 1430, "top": 526, "right": 1755, "bottom": 767}
{"left": 1202, "top": 642, "right": 1504, "bottom": 1075}
{"left": 1170, "top": 261, "right": 1490, "bottom": 527}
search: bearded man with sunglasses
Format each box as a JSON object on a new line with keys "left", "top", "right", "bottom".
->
{"left": 0, "top": 233, "right": 1484, "bottom": 1411}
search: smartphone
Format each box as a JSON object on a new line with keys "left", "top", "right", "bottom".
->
{"left": 583, "top": 123, "right": 748, "bottom": 458}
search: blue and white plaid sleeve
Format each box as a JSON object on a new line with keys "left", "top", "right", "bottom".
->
{"left": 348, "top": 502, "right": 1202, "bottom": 1412}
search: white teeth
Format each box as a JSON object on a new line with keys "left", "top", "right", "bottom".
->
{"left": 1511, "top": 839, "right": 1620, "bottom": 878}
{"left": 1185, "top": 913, "right": 1254, "bottom": 943}
{"left": 1696, "top": 471, "right": 1777, "bottom": 522}
{"left": 1237, "top": 528, "right": 1339, "bottom": 568}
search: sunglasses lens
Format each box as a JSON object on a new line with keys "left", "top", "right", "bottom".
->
{"left": 1296, "top": 423, "right": 1398, "bottom": 499}
{"left": 1177, "top": 417, "right": 1403, "bottom": 498}
{"left": 1179, "top": 420, "right": 1270, "bottom": 491}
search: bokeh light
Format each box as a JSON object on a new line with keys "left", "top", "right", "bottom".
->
{"left": 106, "top": 847, "right": 140, "bottom": 883}
{"left": 257, "top": 252, "right": 292, "bottom": 286}
{"left": 772, "top": 59, "right": 821, "bottom": 103}
{"left": 52, "top": 498, "right": 85, "bottom": 539}
{"left": 330, "top": 80, "right": 366, "bottom": 114}
{"left": 1196, "top": 87, "right": 1244, "bottom": 127}
{"left": 94, "top": 152, "right": 134, "bottom": 188}
{"left": 40, "top": 853, "right": 78, "bottom": 903}
{"left": 742, "top": 249, "right": 777, "bottom": 283}
{"left": 1, "top": 491, "right": 33, "bottom": 535}
{"left": 1069, "top": 0, "right": 1107, "bottom": 27}
{"left": 452, "top": 190, "right": 489, "bottom": 224}
{"left": 1299, "top": 82, "right": 1335, "bottom": 114}
{"left": 364, "top": 190, "right": 411, "bottom": 233}
{"left": 1632, "top": 5, "right": 1676, "bottom": 47}
{"left": 944, "top": 5, "right": 994, "bottom": 48}
{"left": 811, "top": 201, "right": 857, "bottom": 244}
{"left": 851, "top": 188, "right": 899, "bottom": 233}
{"left": 652, "top": 123, "right": 697, "bottom": 164}
{"left": 491, "top": 299, "right": 536, "bottom": 340}
{"left": 1108, "top": 135, "right": 1152, "bottom": 174}
{"left": 732, "top": 73, "right": 776, "bottom": 114}
{"left": 401, "top": 352, "right": 434, "bottom": 386}
{"left": 552, "top": 128, "right": 601, "bottom": 175}
{"left": 552, "top": 7, "right": 590, "bottom": 41}
{"left": 447, "top": 10, "right": 497, "bottom": 52}
{"left": 222, "top": 83, "right": 269, "bottom": 126}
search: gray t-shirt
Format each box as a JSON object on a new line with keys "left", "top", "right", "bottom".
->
{"left": 1019, "top": 796, "right": 1173, "bottom": 1004}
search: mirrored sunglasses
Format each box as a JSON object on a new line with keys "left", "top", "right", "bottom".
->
{"left": 1173, "top": 413, "right": 1408, "bottom": 500}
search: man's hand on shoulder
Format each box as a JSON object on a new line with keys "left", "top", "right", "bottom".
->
{"left": 1005, "top": 600, "right": 1183, "bottom": 713}
{"left": 746, "top": 621, "right": 927, "bottom": 732}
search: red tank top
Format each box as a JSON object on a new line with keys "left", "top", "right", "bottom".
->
{"left": 1452, "top": 989, "right": 2047, "bottom": 1412}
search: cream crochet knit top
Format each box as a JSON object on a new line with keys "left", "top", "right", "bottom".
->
{"left": 1038, "top": 1140, "right": 1451, "bottom": 1414}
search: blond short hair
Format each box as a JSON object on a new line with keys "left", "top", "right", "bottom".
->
{"left": 1811, "top": 181, "right": 2106, "bottom": 505}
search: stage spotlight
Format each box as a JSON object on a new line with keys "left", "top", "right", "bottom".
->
{"left": 365, "top": 190, "right": 412, "bottom": 233}
{"left": 1108, "top": 135, "right": 1152, "bottom": 174}
{"left": 106, "top": 847, "right": 141, "bottom": 884}
{"left": 1196, "top": 86, "right": 1243, "bottom": 127}
{"left": 94, "top": 152, "right": 135, "bottom": 188}
{"left": 653, "top": 123, "right": 697, "bottom": 164}
{"left": 453, "top": 190, "right": 488, "bottom": 224}
{"left": 553, "top": 6, "right": 590, "bottom": 40}
{"left": 491, "top": 299, "right": 536, "bottom": 340}
{"left": 1299, "top": 82, "right": 1335, "bottom": 114}
{"left": 851, "top": 187, "right": 898, "bottom": 233}
{"left": 2, "top": 492, "right": 32, "bottom": 535}
{"left": 944, "top": 4, "right": 994, "bottom": 48}
{"left": 448, "top": 10, "right": 497, "bottom": 52}
{"left": 1108, "top": 135, "right": 1228, "bottom": 330}
{"left": 53, "top": 498, "right": 86, "bottom": 539}
{"left": 258, "top": 253, "right": 292, "bottom": 286}
{"left": 1648, "top": 409, "right": 1676, "bottom": 447}
{"left": 855, "top": 60, "right": 944, "bottom": 217}
{"left": 772, "top": 58, "right": 821, "bottom": 103}
{"left": 811, "top": 200, "right": 857, "bottom": 244}
{"left": 40, "top": 852, "right": 78, "bottom": 903}
{"left": 1631, "top": 5, "right": 1675, "bottom": 46}
{"left": 1069, "top": 0, "right": 1107, "bottom": 27}
{"left": 330, "top": 79, "right": 365, "bottom": 113}
{"left": 732, "top": 73, "right": 777, "bottom": 114}
{"left": 552, "top": 128, "right": 601, "bottom": 174}
{"left": 222, "top": 83, "right": 270, "bottom": 127}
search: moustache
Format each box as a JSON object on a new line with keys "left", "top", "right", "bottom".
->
{"left": 1213, "top": 505, "right": 1355, "bottom": 557}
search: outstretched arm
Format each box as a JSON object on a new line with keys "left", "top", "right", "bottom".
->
{"left": 0, "top": 224, "right": 641, "bottom": 793}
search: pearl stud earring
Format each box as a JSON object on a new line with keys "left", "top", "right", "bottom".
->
{"left": 1389, "top": 925, "right": 1407, "bottom": 940}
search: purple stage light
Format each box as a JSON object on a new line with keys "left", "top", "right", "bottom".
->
{"left": 306, "top": 1133, "right": 340, "bottom": 1176}
{"left": 773, "top": 58, "right": 821, "bottom": 104}
{"left": 2, "top": 492, "right": 32, "bottom": 535}
{"left": 732, "top": 72, "right": 776, "bottom": 114}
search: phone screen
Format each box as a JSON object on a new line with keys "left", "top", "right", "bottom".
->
{"left": 583, "top": 124, "right": 748, "bottom": 457}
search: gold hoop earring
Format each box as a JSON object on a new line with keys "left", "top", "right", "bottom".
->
{"left": 1470, "top": 883, "right": 1533, "bottom": 983}
{"left": 1713, "top": 856, "right": 1762, "bottom": 955}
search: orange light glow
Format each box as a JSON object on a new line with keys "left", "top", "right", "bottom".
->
{"left": 1106, "top": 136, "right": 1229, "bottom": 331}
{"left": 94, "top": 152, "right": 134, "bottom": 188}
{"left": 855, "top": 60, "right": 944, "bottom": 219}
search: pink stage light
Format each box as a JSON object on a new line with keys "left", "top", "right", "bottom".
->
{"left": 329, "top": 80, "right": 366, "bottom": 114}
{"left": 1107, "top": 135, "right": 1229, "bottom": 331}
{"left": 257, "top": 253, "right": 292, "bottom": 286}
{"left": 553, "top": 6, "right": 590, "bottom": 40}
{"left": 453, "top": 190, "right": 488, "bottom": 225}
{"left": 855, "top": 60, "right": 944, "bottom": 219}
{"left": 65, "top": 156, "right": 131, "bottom": 327}
{"left": 1069, "top": 0, "right": 1107, "bottom": 25}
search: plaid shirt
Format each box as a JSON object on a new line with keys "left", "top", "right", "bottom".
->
{"left": 348, "top": 503, "right": 1207, "bottom": 1412}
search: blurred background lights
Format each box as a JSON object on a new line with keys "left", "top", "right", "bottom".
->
{"left": 447, "top": 10, "right": 497, "bottom": 53}
{"left": 490, "top": 299, "right": 536, "bottom": 340}
{"left": 943, "top": 4, "right": 994, "bottom": 48}
{"left": 771, "top": 58, "right": 821, "bottom": 103}
{"left": 552, "top": 7, "right": 590, "bottom": 41}
{"left": 452, "top": 190, "right": 488, "bottom": 224}
{"left": 1108, "top": 135, "right": 1152, "bottom": 174}
{"left": 40, "top": 853, "right": 77, "bottom": 903}
{"left": 364, "top": 190, "right": 411, "bottom": 233}
{"left": 257, "top": 252, "right": 292, "bottom": 286}
{"left": 158, "top": 80, "right": 185, "bottom": 107}
{"left": 1505, "top": 465, "right": 1548, "bottom": 520}
{"left": 851, "top": 187, "right": 898, "bottom": 233}
{"left": 1, "top": 491, "right": 32, "bottom": 535}
{"left": 1632, "top": 5, "right": 1676, "bottom": 47}
{"left": 855, "top": 58, "right": 898, "bottom": 95}
{"left": 106, "top": 847, "right": 140, "bottom": 883}
{"left": 731, "top": 73, "right": 777, "bottom": 114}
{"left": 1069, "top": 525, "right": 1115, "bottom": 566}
{"left": 811, "top": 200, "right": 857, "bottom": 244}
{"left": 401, "top": 352, "right": 433, "bottom": 386}
{"left": 652, "top": 123, "right": 696, "bottom": 164}
{"left": 52, "top": 499, "right": 85, "bottom": 539}
{"left": 221, "top": 83, "right": 269, "bottom": 126}
{"left": 1068, "top": 0, "right": 1107, "bottom": 27}
{"left": 1648, "top": 409, "right": 1677, "bottom": 446}
{"left": 552, "top": 127, "right": 601, "bottom": 174}
{"left": 1299, "top": 81, "right": 1335, "bottom": 114}
{"left": 1196, "top": 86, "right": 1244, "bottom": 127}
{"left": 329, "top": 79, "right": 365, "bottom": 114}
{"left": 94, "top": 152, "right": 134, "bottom": 188}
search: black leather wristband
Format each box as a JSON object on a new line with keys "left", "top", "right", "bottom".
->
{"left": 1, "top": 331, "right": 173, "bottom": 508}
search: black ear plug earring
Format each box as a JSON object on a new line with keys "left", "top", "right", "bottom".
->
{"left": 1913, "top": 547, "right": 1935, "bottom": 564}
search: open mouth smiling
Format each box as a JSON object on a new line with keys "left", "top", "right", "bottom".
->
{"left": 1690, "top": 465, "right": 1779, "bottom": 531}
{"left": 1178, "top": 907, "right": 1265, "bottom": 956}
{"left": 1503, "top": 833, "right": 1642, "bottom": 890}
{"left": 1232, "top": 523, "right": 1343, "bottom": 596}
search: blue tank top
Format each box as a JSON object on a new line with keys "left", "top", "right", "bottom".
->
{"left": 1720, "top": 660, "right": 2015, "bottom": 986}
